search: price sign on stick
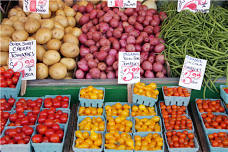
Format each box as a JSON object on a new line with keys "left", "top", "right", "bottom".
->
{"left": 179, "top": 55, "right": 207, "bottom": 90}
{"left": 9, "top": 40, "right": 36, "bottom": 80}
{"left": 118, "top": 52, "right": 140, "bottom": 84}
{"left": 108, "top": 0, "right": 136, "bottom": 8}
{"left": 23, "top": 0, "right": 49, "bottom": 14}
{"left": 178, "top": 0, "right": 210, "bottom": 13}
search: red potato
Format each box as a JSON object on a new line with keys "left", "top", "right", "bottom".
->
{"left": 121, "top": 33, "right": 128, "bottom": 40}
{"left": 88, "top": 59, "right": 97, "bottom": 68}
{"left": 128, "top": 16, "right": 136, "bottom": 25}
{"left": 119, "top": 48, "right": 126, "bottom": 52}
{"left": 79, "top": 34, "right": 87, "bottom": 44}
{"left": 159, "top": 12, "right": 167, "bottom": 21}
{"left": 143, "top": 20, "right": 150, "bottom": 26}
{"left": 103, "top": 12, "right": 113, "bottom": 23}
{"left": 139, "top": 10, "right": 146, "bottom": 16}
{"left": 122, "top": 22, "right": 129, "bottom": 28}
{"left": 134, "top": 22, "right": 144, "bottom": 31}
{"left": 142, "top": 43, "right": 151, "bottom": 52}
{"left": 129, "top": 30, "right": 140, "bottom": 38}
{"left": 155, "top": 32, "right": 160, "bottom": 38}
{"left": 89, "top": 45, "right": 98, "bottom": 53}
{"left": 144, "top": 26, "right": 153, "bottom": 34}
{"left": 85, "top": 53, "right": 94, "bottom": 61}
{"left": 145, "top": 70, "right": 155, "bottom": 78}
{"left": 125, "top": 25, "right": 134, "bottom": 33}
{"left": 82, "top": 25, "right": 89, "bottom": 33}
{"left": 100, "top": 46, "right": 110, "bottom": 52}
{"left": 112, "top": 61, "right": 118, "bottom": 70}
{"left": 92, "top": 31, "right": 101, "bottom": 41}
{"left": 97, "top": 10, "right": 105, "bottom": 18}
{"left": 100, "top": 38, "right": 111, "bottom": 46}
{"left": 106, "top": 31, "right": 113, "bottom": 37}
{"left": 107, "top": 71, "right": 115, "bottom": 79}
{"left": 78, "top": 6, "right": 86, "bottom": 13}
{"left": 124, "top": 8, "right": 134, "bottom": 16}
{"left": 153, "top": 62, "right": 163, "bottom": 72}
{"left": 97, "top": 62, "right": 107, "bottom": 71}
{"left": 106, "top": 66, "right": 114, "bottom": 72}
{"left": 136, "top": 36, "right": 143, "bottom": 44}
{"left": 127, "top": 36, "right": 136, "bottom": 44}
{"left": 96, "top": 51, "right": 108, "bottom": 61}
{"left": 87, "top": 31, "right": 93, "bottom": 40}
{"left": 90, "top": 10, "right": 97, "bottom": 19}
{"left": 135, "top": 44, "right": 141, "bottom": 52}
{"left": 110, "top": 18, "right": 119, "bottom": 28}
{"left": 86, "top": 3, "right": 94, "bottom": 13}
{"left": 142, "top": 61, "right": 153, "bottom": 71}
{"left": 137, "top": 16, "right": 145, "bottom": 24}
{"left": 112, "top": 40, "right": 120, "bottom": 50}
{"left": 109, "top": 49, "right": 117, "bottom": 56}
{"left": 126, "top": 44, "right": 136, "bottom": 52}
{"left": 85, "top": 40, "right": 95, "bottom": 47}
{"left": 86, "top": 73, "right": 92, "bottom": 79}
{"left": 78, "top": 60, "right": 89, "bottom": 72}
{"left": 156, "top": 54, "right": 165, "bottom": 64}
{"left": 156, "top": 72, "right": 165, "bottom": 78}
{"left": 144, "top": 37, "right": 150, "bottom": 43}
{"left": 89, "top": 68, "right": 101, "bottom": 79}
{"left": 113, "top": 14, "right": 120, "bottom": 21}
{"left": 100, "top": 72, "right": 107, "bottom": 79}
{"left": 106, "top": 55, "right": 115, "bottom": 66}
{"left": 79, "top": 14, "right": 90, "bottom": 25}
{"left": 80, "top": 47, "right": 90, "bottom": 57}
{"left": 154, "top": 43, "right": 165, "bottom": 53}
{"left": 153, "top": 26, "right": 161, "bottom": 34}
{"left": 92, "top": 18, "right": 98, "bottom": 25}
{"left": 150, "top": 38, "right": 160, "bottom": 46}
{"left": 148, "top": 55, "right": 155, "bottom": 63}
{"left": 140, "top": 52, "right": 149, "bottom": 63}
{"left": 145, "top": 16, "right": 153, "bottom": 22}
{"left": 99, "top": 22, "right": 109, "bottom": 33}
{"left": 75, "top": 69, "right": 85, "bottom": 79}
{"left": 113, "top": 29, "right": 122, "bottom": 39}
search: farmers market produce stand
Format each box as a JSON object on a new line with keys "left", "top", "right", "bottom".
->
{"left": 22, "top": 78, "right": 225, "bottom": 152}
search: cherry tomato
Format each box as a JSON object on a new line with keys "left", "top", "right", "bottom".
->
{"left": 32, "top": 134, "right": 43, "bottom": 143}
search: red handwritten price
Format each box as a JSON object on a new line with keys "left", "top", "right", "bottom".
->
{"left": 122, "top": 66, "right": 140, "bottom": 81}
{"left": 182, "top": 70, "right": 201, "bottom": 84}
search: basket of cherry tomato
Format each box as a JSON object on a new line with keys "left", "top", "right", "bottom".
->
{"left": 0, "top": 111, "right": 10, "bottom": 134}
{"left": 43, "top": 95, "right": 71, "bottom": 109}
{"left": 0, "top": 68, "right": 22, "bottom": 99}
{"left": 195, "top": 99, "right": 226, "bottom": 115}
{"left": 165, "top": 130, "right": 199, "bottom": 152}
{"left": 206, "top": 130, "right": 228, "bottom": 152}
{"left": 0, "top": 126, "right": 35, "bottom": 152}
{"left": 31, "top": 123, "right": 66, "bottom": 152}
{"left": 200, "top": 112, "right": 228, "bottom": 131}
{"left": 220, "top": 85, "right": 228, "bottom": 104}
{"left": 79, "top": 86, "right": 105, "bottom": 108}
{"left": 77, "top": 104, "right": 104, "bottom": 116}
{"left": 162, "top": 86, "right": 191, "bottom": 106}
{"left": 159, "top": 102, "right": 188, "bottom": 116}
{"left": 13, "top": 97, "right": 43, "bottom": 112}
{"left": 0, "top": 97, "right": 16, "bottom": 111}
{"left": 132, "top": 82, "right": 159, "bottom": 107}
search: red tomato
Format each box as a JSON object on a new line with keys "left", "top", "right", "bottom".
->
{"left": 9, "top": 113, "right": 18, "bottom": 122}
{"left": 8, "top": 98, "right": 16, "bottom": 106}
{"left": 45, "top": 129, "right": 55, "bottom": 137}
{"left": 44, "top": 99, "right": 53, "bottom": 108}
{"left": 52, "top": 123, "right": 60, "bottom": 131}
{"left": 38, "top": 115, "right": 47, "bottom": 124}
{"left": 32, "top": 134, "right": 43, "bottom": 143}
{"left": 12, "top": 76, "right": 19, "bottom": 84}
{"left": 188, "top": 133, "right": 194, "bottom": 139}
{"left": 56, "top": 96, "right": 62, "bottom": 101}
{"left": 56, "top": 129, "right": 64, "bottom": 139}
{"left": 61, "top": 101, "right": 69, "bottom": 108}
{"left": 62, "top": 96, "right": 69, "bottom": 102}
{"left": 16, "top": 106, "right": 24, "bottom": 113}
{"left": 44, "top": 119, "right": 55, "bottom": 128}
{"left": 14, "top": 72, "right": 20, "bottom": 77}
{"left": 22, "top": 126, "right": 34, "bottom": 136}
{"left": 43, "top": 136, "right": 49, "bottom": 142}
{"left": 49, "top": 134, "right": 60, "bottom": 143}
{"left": 37, "top": 124, "right": 48, "bottom": 135}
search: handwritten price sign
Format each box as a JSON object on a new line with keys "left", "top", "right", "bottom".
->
{"left": 179, "top": 55, "right": 207, "bottom": 90}
{"left": 23, "top": 0, "right": 49, "bottom": 14}
{"left": 118, "top": 52, "right": 140, "bottom": 84}
{"left": 9, "top": 40, "right": 36, "bottom": 80}
{"left": 108, "top": 0, "right": 137, "bottom": 8}
{"left": 178, "top": 0, "right": 210, "bottom": 13}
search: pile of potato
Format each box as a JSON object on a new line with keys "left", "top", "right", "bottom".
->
{"left": 0, "top": 0, "right": 81, "bottom": 79}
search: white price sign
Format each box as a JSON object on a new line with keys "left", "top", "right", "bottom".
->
{"left": 9, "top": 40, "right": 36, "bottom": 80}
{"left": 23, "top": 0, "right": 49, "bottom": 14}
{"left": 179, "top": 55, "right": 207, "bottom": 90}
{"left": 107, "top": 0, "right": 137, "bottom": 8}
{"left": 178, "top": 0, "right": 210, "bottom": 13}
{"left": 118, "top": 52, "right": 140, "bottom": 84}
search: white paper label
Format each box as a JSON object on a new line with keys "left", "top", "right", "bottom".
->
{"left": 107, "top": 0, "right": 137, "bottom": 8}
{"left": 9, "top": 40, "right": 36, "bottom": 80}
{"left": 179, "top": 55, "right": 207, "bottom": 90}
{"left": 23, "top": 0, "right": 49, "bottom": 14}
{"left": 178, "top": 0, "right": 210, "bottom": 13}
{"left": 118, "top": 52, "right": 140, "bottom": 84}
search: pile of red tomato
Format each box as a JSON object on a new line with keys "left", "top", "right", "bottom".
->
{"left": 0, "top": 98, "right": 16, "bottom": 111}
{"left": 44, "top": 96, "right": 69, "bottom": 108}
{"left": 32, "top": 123, "right": 64, "bottom": 143}
{"left": 160, "top": 103, "right": 187, "bottom": 116}
{"left": 208, "top": 132, "right": 228, "bottom": 147}
{"left": 38, "top": 108, "right": 68, "bottom": 124}
{"left": 166, "top": 131, "right": 195, "bottom": 148}
{"left": 201, "top": 112, "right": 228, "bottom": 129}
{"left": 0, "top": 68, "right": 20, "bottom": 88}
{"left": 163, "top": 86, "right": 190, "bottom": 97}
{"left": 196, "top": 99, "right": 225, "bottom": 113}
{"left": 0, "top": 126, "right": 34, "bottom": 145}
{"left": 15, "top": 98, "right": 43, "bottom": 112}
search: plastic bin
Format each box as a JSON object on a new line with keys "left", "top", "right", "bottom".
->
{"left": 77, "top": 103, "right": 105, "bottom": 117}
{"left": 205, "top": 130, "right": 228, "bottom": 152}
{"left": 104, "top": 132, "right": 133, "bottom": 152}
{"left": 132, "top": 84, "right": 158, "bottom": 107}
{"left": 104, "top": 102, "right": 131, "bottom": 117}
{"left": 31, "top": 124, "right": 67, "bottom": 152}
{"left": 161, "top": 114, "right": 194, "bottom": 131}
{"left": 199, "top": 112, "right": 228, "bottom": 133}
{"left": 0, "top": 74, "right": 22, "bottom": 99}
{"left": 162, "top": 86, "right": 191, "bottom": 106}
{"left": 0, "top": 126, "right": 35, "bottom": 152}
{"left": 220, "top": 85, "right": 228, "bottom": 104}
{"left": 72, "top": 131, "right": 104, "bottom": 152}
{"left": 44, "top": 95, "right": 71, "bottom": 109}
{"left": 133, "top": 132, "right": 164, "bottom": 152}
{"left": 77, "top": 116, "right": 106, "bottom": 132}
{"left": 131, "top": 103, "right": 158, "bottom": 117}
{"left": 164, "top": 130, "right": 199, "bottom": 152}
{"left": 133, "top": 116, "right": 162, "bottom": 133}
{"left": 13, "top": 97, "right": 44, "bottom": 111}
{"left": 79, "top": 87, "right": 105, "bottom": 108}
